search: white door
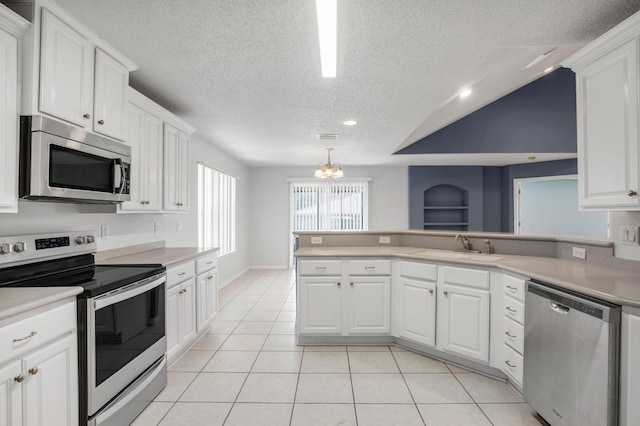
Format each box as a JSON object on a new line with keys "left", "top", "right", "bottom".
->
{"left": 163, "top": 124, "right": 180, "bottom": 211}
{"left": 180, "top": 278, "right": 197, "bottom": 344}
{"left": 93, "top": 49, "right": 128, "bottom": 140}
{"left": 298, "top": 276, "right": 342, "bottom": 334}
{"left": 0, "top": 360, "right": 22, "bottom": 426}
{"left": 145, "top": 113, "right": 164, "bottom": 210}
{"left": 0, "top": 29, "right": 18, "bottom": 212}
{"left": 577, "top": 38, "right": 640, "bottom": 208}
{"left": 397, "top": 276, "right": 436, "bottom": 346}
{"left": 39, "top": 9, "right": 93, "bottom": 127}
{"left": 438, "top": 284, "right": 490, "bottom": 362}
{"left": 165, "top": 285, "right": 180, "bottom": 359}
{"left": 22, "top": 334, "right": 78, "bottom": 426}
{"left": 347, "top": 276, "right": 391, "bottom": 334}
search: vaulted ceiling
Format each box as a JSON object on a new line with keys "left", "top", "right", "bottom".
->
{"left": 55, "top": 0, "right": 640, "bottom": 167}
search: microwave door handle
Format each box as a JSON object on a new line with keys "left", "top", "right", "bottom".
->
{"left": 112, "top": 159, "right": 125, "bottom": 194}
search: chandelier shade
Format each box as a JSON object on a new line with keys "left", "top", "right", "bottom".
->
{"left": 314, "top": 148, "right": 344, "bottom": 178}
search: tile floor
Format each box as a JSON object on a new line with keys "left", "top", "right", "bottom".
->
{"left": 132, "top": 269, "right": 547, "bottom": 426}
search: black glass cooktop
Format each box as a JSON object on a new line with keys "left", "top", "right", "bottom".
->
{"left": 0, "top": 254, "right": 165, "bottom": 298}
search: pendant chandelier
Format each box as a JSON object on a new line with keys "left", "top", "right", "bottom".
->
{"left": 314, "top": 148, "right": 344, "bottom": 178}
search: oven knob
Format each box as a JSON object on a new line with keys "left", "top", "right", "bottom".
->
{"left": 86, "top": 235, "right": 95, "bottom": 244}
{"left": 0, "top": 243, "right": 11, "bottom": 254}
{"left": 76, "top": 236, "right": 86, "bottom": 245}
{"left": 13, "top": 242, "right": 26, "bottom": 252}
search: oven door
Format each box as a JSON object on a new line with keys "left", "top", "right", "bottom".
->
{"left": 25, "top": 131, "right": 131, "bottom": 203}
{"left": 87, "top": 273, "right": 166, "bottom": 416}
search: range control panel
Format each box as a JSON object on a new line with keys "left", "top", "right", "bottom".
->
{"left": 0, "top": 231, "right": 97, "bottom": 267}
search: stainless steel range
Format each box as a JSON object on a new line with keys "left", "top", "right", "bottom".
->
{"left": 0, "top": 231, "right": 167, "bottom": 426}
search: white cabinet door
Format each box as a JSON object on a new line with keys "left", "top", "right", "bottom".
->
{"left": 121, "top": 105, "right": 163, "bottom": 212}
{"left": 347, "top": 276, "right": 391, "bottom": 334}
{"left": 177, "top": 131, "right": 190, "bottom": 210}
{"left": 396, "top": 276, "right": 436, "bottom": 346}
{"left": 298, "top": 276, "right": 342, "bottom": 334}
{"left": 577, "top": 38, "right": 640, "bottom": 208}
{"left": 0, "top": 360, "right": 22, "bottom": 426}
{"left": 93, "top": 48, "right": 128, "bottom": 140}
{"left": 39, "top": 9, "right": 93, "bottom": 128}
{"left": 180, "top": 278, "right": 197, "bottom": 344}
{"left": 206, "top": 271, "right": 218, "bottom": 323}
{"left": 0, "top": 29, "right": 18, "bottom": 213}
{"left": 196, "top": 273, "right": 209, "bottom": 333}
{"left": 438, "top": 284, "right": 490, "bottom": 362}
{"left": 22, "top": 333, "right": 78, "bottom": 426}
{"left": 165, "top": 285, "right": 180, "bottom": 359}
{"left": 163, "top": 124, "right": 180, "bottom": 211}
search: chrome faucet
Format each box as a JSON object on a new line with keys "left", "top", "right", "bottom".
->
{"left": 454, "top": 234, "right": 471, "bottom": 251}
{"left": 484, "top": 239, "right": 492, "bottom": 254}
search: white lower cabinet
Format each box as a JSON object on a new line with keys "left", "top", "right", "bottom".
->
{"left": 166, "top": 261, "right": 197, "bottom": 364}
{"left": 436, "top": 266, "right": 491, "bottom": 363}
{"left": 394, "top": 261, "right": 438, "bottom": 346}
{"left": 0, "top": 299, "right": 78, "bottom": 426}
{"left": 620, "top": 310, "right": 640, "bottom": 426}
{"left": 499, "top": 273, "right": 527, "bottom": 388}
{"left": 297, "top": 259, "right": 391, "bottom": 335}
{"left": 195, "top": 253, "right": 218, "bottom": 334}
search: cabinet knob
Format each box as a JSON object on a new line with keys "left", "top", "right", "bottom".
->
{"left": 337, "top": 282, "right": 341, "bottom": 287}
{"left": 83, "top": 113, "right": 91, "bottom": 119}
{"left": 628, "top": 190, "right": 637, "bottom": 197}
{"left": 14, "top": 374, "right": 24, "bottom": 383}
{"left": 350, "top": 282, "right": 354, "bottom": 286}
{"left": 428, "top": 289, "right": 434, "bottom": 294}
{"left": 29, "top": 367, "right": 39, "bottom": 375}
{"left": 443, "top": 290, "right": 448, "bottom": 296}
{"left": 98, "top": 120, "right": 105, "bottom": 125}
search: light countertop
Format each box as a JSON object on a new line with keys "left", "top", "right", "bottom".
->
{"left": 97, "top": 247, "right": 219, "bottom": 267}
{"left": 296, "top": 246, "right": 640, "bottom": 308}
{"left": 0, "top": 287, "right": 82, "bottom": 321}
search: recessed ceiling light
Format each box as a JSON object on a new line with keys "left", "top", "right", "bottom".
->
{"left": 343, "top": 120, "right": 357, "bottom": 126}
{"left": 316, "top": 0, "right": 337, "bottom": 78}
{"left": 544, "top": 66, "right": 554, "bottom": 73}
{"left": 459, "top": 88, "right": 472, "bottom": 99}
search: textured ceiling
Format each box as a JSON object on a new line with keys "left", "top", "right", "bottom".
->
{"left": 54, "top": 0, "right": 640, "bottom": 167}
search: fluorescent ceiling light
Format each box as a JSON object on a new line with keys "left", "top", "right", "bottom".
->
{"left": 343, "top": 120, "right": 357, "bottom": 126}
{"left": 459, "top": 88, "right": 472, "bottom": 98}
{"left": 544, "top": 66, "right": 554, "bottom": 73}
{"left": 316, "top": 0, "right": 337, "bottom": 78}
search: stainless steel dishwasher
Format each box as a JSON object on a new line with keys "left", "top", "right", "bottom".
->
{"left": 524, "top": 281, "right": 620, "bottom": 426}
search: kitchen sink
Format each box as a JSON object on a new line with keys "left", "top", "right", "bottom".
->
{"left": 417, "top": 249, "right": 502, "bottom": 261}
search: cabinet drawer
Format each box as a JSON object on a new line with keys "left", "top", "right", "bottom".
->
{"left": 502, "top": 343, "right": 524, "bottom": 387}
{"left": 399, "top": 261, "right": 437, "bottom": 281}
{"left": 502, "top": 274, "right": 525, "bottom": 302}
{"left": 0, "top": 301, "right": 75, "bottom": 362}
{"left": 502, "top": 316, "right": 524, "bottom": 354}
{"left": 504, "top": 296, "right": 524, "bottom": 324}
{"left": 196, "top": 253, "right": 218, "bottom": 274}
{"left": 349, "top": 260, "right": 391, "bottom": 275}
{"left": 167, "top": 261, "right": 196, "bottom": 287}
{"left": 298, "top": 260, "right": 342, "bottom": 276}
{"left": 442, "top": 266, "right": 489, "bottom": 289}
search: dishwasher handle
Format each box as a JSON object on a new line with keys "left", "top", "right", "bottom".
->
{"left": 526, "top": 281, "right": 620, "bottom": 323}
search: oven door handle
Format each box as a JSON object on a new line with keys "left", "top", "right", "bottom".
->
{"left": 94, "top": 275, "right": 165, "bottom": 310}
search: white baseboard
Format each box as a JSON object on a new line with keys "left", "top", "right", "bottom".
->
{"left": 250, "top": 264, "right": 290, "bottom": 270}
{"left": 217, "top": 267, "right": 251, "bottom": 290}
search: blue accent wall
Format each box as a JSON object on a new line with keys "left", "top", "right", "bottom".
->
{"left": 397, "top": 68, "right": 576, "bottom": 155}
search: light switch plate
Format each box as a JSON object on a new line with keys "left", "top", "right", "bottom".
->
{"left": 379, "top": 236, "right": 391, "bottom": 244}
{"left": 311, "top": 236, "right": 322, "bottom": 245}
{"left": 620, "top": 226, "right": 640, "bottom": 246}
{"left": 101, "top": 225, "right": 109, "bottom": 239}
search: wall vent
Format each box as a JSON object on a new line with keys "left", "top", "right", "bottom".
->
{"left": 317, "top": 134, "right": 339, "bottom": 140}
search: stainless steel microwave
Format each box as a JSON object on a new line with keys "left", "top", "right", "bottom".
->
{"left": 19, "top": 115, "right": 131, "bottom": 203}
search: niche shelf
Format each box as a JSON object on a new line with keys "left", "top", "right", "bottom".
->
{"left": 423, "top": 184, "right": 469, "bottom": 231}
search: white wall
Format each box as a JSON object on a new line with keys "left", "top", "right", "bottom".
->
{"left": 248, "top": 166, "right": 409, "bottom": 268}
{"left": 0, "top": 134, "right": 251, "bottom": 287}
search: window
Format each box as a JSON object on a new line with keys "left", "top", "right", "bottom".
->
{"left": 198, "top": 163, "right": 236, "bottom": 255}
{"left": 289, "top": 179, "right": 370, "bottom": 264}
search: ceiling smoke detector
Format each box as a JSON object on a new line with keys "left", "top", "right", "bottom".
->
{"left": 317, "top": 134, "right": 339, "bottom": 140}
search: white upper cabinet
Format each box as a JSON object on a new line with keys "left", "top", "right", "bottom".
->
{"left": 93, "top": 48, "right": 128, "bottom": 140}
{"left": 564, "top": 12, "right": 640, "bottom": 209}
{"left": 164, "top": 123, "right": 190, "bottom": 212}
{"left": 39, "top": 9, "right": 93, "bottom": 128}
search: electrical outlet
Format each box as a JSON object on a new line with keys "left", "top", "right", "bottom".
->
{"left": 620, "top": 226, "right": 640, "bottom": 246}
{"left": 154, "top": 222, "right": 159, "bottom": 234}
{"left": 572, "top": 247, "right": 586, "bottom": 259}
{"left": 311, "top": 236, "right": 323, "bottom": 245}
{"left": 379, "top": 236, "right": 391, "bottom": 244}
{"left": 101, "top": 225, "right": 109, "bottom": 239}
{"left": 176, "top": 221, "right": 183, "bottom": 232}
